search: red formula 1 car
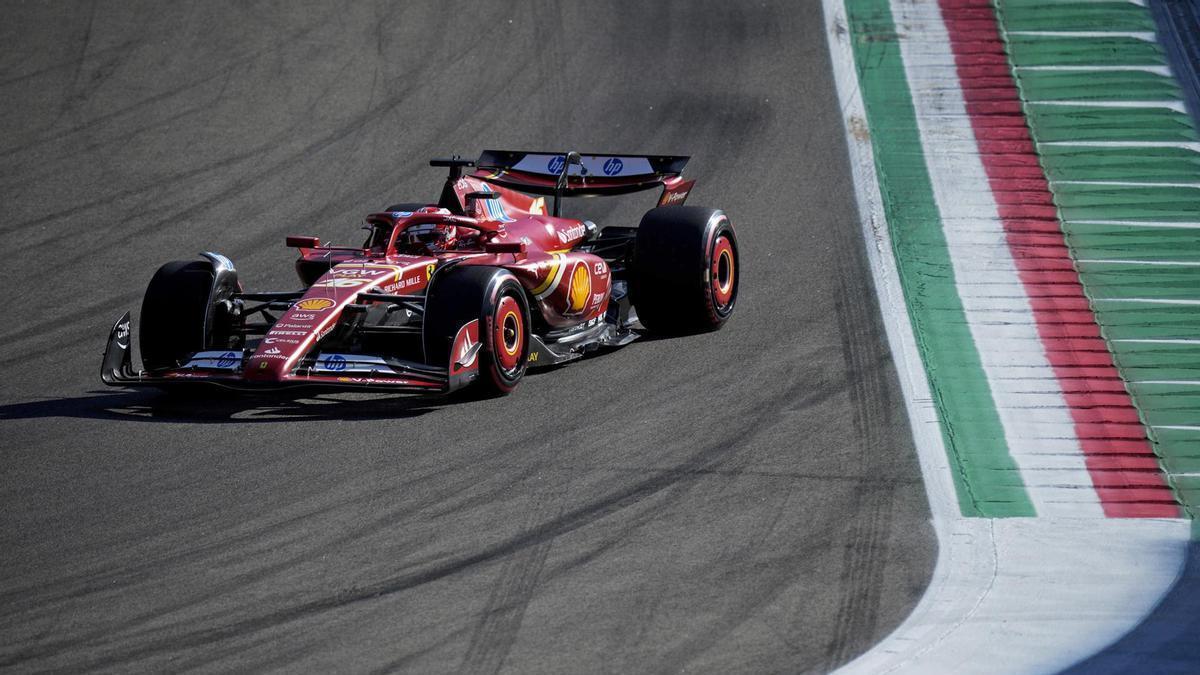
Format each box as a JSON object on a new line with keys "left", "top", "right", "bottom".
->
{"left": 100, "top": 150, "right": 739, "bottom": 396}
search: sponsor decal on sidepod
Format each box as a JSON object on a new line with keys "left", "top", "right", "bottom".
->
{"left": 557, "top": 224, "right": 586, "bottom": 243}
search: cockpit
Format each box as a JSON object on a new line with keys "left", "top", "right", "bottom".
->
{"left": 363, "top": 209, "right": 481, "bottom": 256}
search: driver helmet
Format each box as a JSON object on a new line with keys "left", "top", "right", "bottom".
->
{"left": 402, "top": 222, "right": 458, "bottom": 253}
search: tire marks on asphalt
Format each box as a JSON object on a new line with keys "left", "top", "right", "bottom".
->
{"left": 0, "top": 1, "right": 935, "bottom": 670}
{"left": 460, "top": 482, "right": 566, "bottom": 675}
{"left": 823, "top": 224, "right": 901, "bottom": 669}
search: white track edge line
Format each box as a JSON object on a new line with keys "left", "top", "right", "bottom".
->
{"left": 822, "top": 4, "right": 988, "bottom": 671}
{"left": 1006, "top": 30, "right": 1157, "bottom": 40}
{"left": 1016, "top": 65, "right": 1169, "bottom": 74}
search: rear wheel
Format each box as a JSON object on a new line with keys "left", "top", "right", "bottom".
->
{"left": 139, "top": 260, "right": 214, "bottom": 371}
{"left": 630, "top": 206, "right": 739, "bottom": 334}
{"left": 423, "top": 266, "right": 531, "bottom": 396}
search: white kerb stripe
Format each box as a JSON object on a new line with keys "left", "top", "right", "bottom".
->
{"left": 1029, "top": 101, "right": 1187, "bottom": 112}
{"left": 1040, "top": 141, "right": 1200, "bottom": 150}
{"left": 894, "top": 0, "right": 1101, "bottom": 516}
{"left": 1006, "top": 30, "right": 1157, "bottom": 40}
{"left": 1113, "top": 338, "right": 1200, "bottom": 344}
{"left": 1094, "top": 297, "right": 1200, "bottom": 305}
{"left": 1054, "top": 180, "right": 1200, "bottom": 187}
{"left": 1016, "top": 65, "right": 1170, "bottom": 75}
{"left": 1078, "top": 259, "right": 1200, "bottom": 266}
{"left": 1068, "top": 220, "right": 1200, "bottom": 229}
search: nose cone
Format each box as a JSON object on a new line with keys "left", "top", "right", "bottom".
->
{"left": 245, "top": 296, "right": 340, "bottom": 382}
{"left": 244, "top": 353, "right": 292, "bottom": 382}
{"left": 241, "top": 260, "right": 434, "bottom": 384}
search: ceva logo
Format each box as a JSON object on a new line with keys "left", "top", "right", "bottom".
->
{"left": 547, "top": 155, "right": 565, "bottom": 174}
{"left": 603, "top": 157, "right": 623, "bottom": 176}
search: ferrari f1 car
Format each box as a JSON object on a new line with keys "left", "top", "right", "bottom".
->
{"left": 100, "top": 150, "right": 739, "bottom": 396}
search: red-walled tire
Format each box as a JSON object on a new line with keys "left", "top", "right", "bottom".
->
{"left": 423, "top": 266, "right": 531, "bottom": 396}
{"left": 630, "top": 206, "right": 739, "bottom": 334}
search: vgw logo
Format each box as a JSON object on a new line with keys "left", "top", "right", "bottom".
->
{"left": 547, "top": 155, "right": 565, "bottom": 174}
{"left": 602, "top": 157, "right": 623, "bottom": 176}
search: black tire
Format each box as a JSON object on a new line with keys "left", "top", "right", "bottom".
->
{"left": 423, "top": 266, "right": 531, "bottom": 396}
{"left": 139, "top": 260, "right": 215, "bottom": 372}
{"left": 630, "top": 206, "right": 739, "bottom": 334}
{"left": 382, "top": 202, "right": 427, "bottom": 213}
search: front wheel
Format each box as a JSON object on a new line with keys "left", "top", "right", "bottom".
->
{"left": 423, "top": 266, "right": 531, "bottom": 396}
{"left": 630, "top": 206, "right": 739, "bottom": 334}
{"left": 140, "top": 260, "right": 215, "bottom": 371}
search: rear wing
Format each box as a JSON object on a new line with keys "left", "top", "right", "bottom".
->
{"left": 472, "top": 150, "right": 690, "bottom": 197}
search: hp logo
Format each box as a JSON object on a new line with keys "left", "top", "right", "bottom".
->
{"left": 547, "top": 155, "right": 565, "bottom": 174}
{"left": 324, "top": 354, "right": 347, "bottom": 372}
{"left": 602, "top": 157, "right": 623, "bottom": 176}
{"left": 216, "top": 352, "right": 238, "bottom": 368}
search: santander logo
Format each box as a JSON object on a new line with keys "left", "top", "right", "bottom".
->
{"left": 557, "top": 224, "right": 587, "bottom": 243}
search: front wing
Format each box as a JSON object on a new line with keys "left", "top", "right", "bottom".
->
{"left": 99, "top": 312, "right": 467, "bottom": 394}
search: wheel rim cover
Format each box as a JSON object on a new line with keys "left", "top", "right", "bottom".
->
{"left": 494, "top": 295, "right": 523, "bottom": 372}
{"left": 712, "top": 235, "right": 736, "bottom": 309}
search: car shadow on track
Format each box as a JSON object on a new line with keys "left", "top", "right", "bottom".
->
{"left": 0, "top": 351, "right": 601, "bottom": 424}
{"left": 0, "top": 389, "right": 451, "bottom": 423}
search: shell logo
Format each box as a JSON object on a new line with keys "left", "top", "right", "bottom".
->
{"left": 295, "top": 298, "right": 335, "bottom": 311}
{"left": 567, "top": 262, "right": 591, "bottom": 313}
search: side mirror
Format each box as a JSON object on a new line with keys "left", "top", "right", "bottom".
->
{"left": 286, "top": 235, "right": 320, "bottom": 249}
{"left": 484, "top": 241, "right": 526, "bottom": 254}
{"left": 466, "top": 191, "right": 501, "bottom": 213}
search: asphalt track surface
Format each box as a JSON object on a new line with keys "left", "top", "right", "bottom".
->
{"left": 0, "top": 2, "right": 934, "bottom": 672}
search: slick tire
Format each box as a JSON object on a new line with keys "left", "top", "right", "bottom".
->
{"left": 424, "top": 266, "right": 531, "bottom": 397}
{"left": 140, "top": 260, "right": 214, "bottom": 372}
{"left": 630, "top": 206, "right": 739, "bottom": 334}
